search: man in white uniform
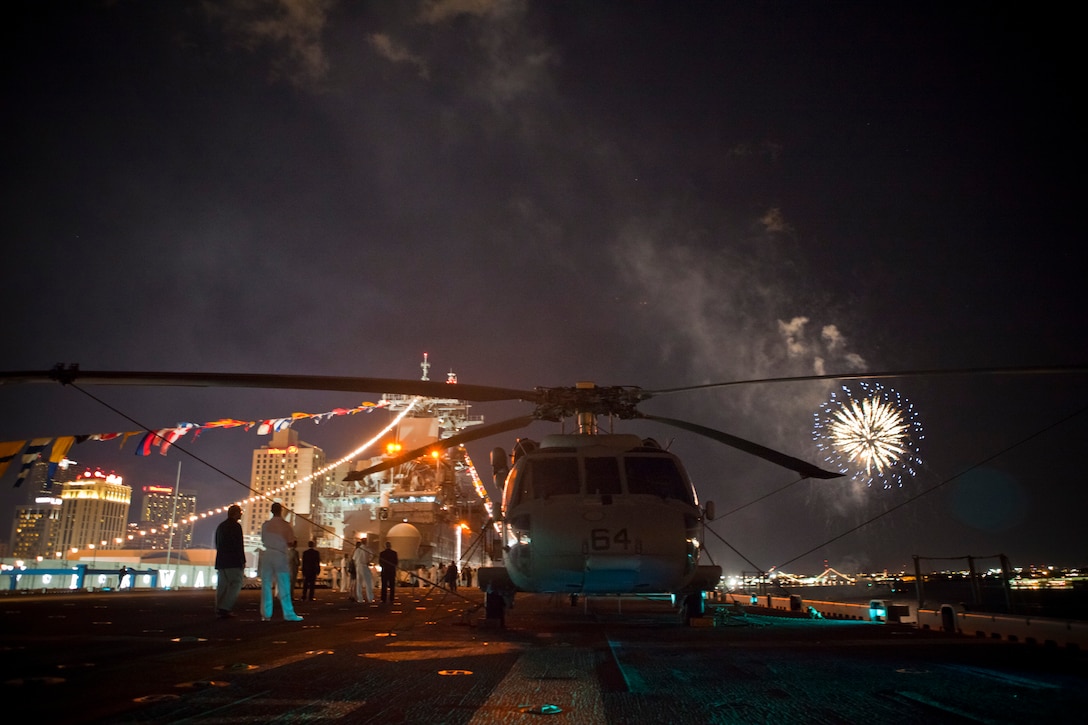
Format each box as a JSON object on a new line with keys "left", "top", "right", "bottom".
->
{"left": 353, "top": 539, "right": 374, "bottom": 603}
{"left": 260, "top": 502, "right": 303, "bottom": 622}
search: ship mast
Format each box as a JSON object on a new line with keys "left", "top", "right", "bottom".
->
{"left": 312, "top": 354, "right": 489, "bottom": 557}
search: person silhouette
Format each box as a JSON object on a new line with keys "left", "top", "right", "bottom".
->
{"left": 353, "top": 539, "right": 374, "bottom": 603}
{"left": 379, "top": 541, "right": 399, "bottom": 603}
{"left": 288, "top": 540, "right": 301, "bottom": 598}
{"left": 444, "top": 561, "right": 458, "bottom": 592}
{"left": 259, "top": 503, "right": 303, "bottom": 622}
{"left": 301, "top": 541, "right": 321, "bottom": 601}
{"left": 214, "top": 504, "right": 245, "bottom": 618}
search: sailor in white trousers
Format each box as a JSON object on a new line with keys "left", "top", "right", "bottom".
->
{"left": 260, "top": 502, "right": 303, "bottom": 622}
{"left": 353, "top": 539, "right": 375, "bottom": 603}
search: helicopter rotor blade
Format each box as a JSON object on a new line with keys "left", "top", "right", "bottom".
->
{"left": 0, "top": 365, "right": 537, "bottom": 403}
{"left": 639, "top": 413, "right": 842, "bottom": 480}
{"left": 643, "top": 364, "right": 1088, "bottom": 398}
{"left": 343, "top": 414, "right": 537, "bottom": 481}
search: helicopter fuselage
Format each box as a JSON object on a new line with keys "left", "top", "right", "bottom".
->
{"left": 494, "top": 434, "right": 716, "bottom": 595}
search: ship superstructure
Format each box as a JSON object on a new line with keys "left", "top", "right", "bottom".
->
{"left": 313, "top": 355, "right": 493, "bottom": 570}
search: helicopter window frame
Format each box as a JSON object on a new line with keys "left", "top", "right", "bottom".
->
{"left": 583, "top": 456, "right": 622, "bottom": 496}
{"left": 503, "top": 465, "right": 529, "bottom": 508}
{"left": 623, "top": 454, "right": 695, "bottom": 504}
{"left": 527, "top": 455, "right": 581, "bottom": 499}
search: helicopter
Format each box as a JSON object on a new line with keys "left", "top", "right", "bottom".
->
{"left": 2, "top": 362, "right": 1084, "bottom": 621}
{"left": 338, "top": 377, "right": 844, "bottom": 620}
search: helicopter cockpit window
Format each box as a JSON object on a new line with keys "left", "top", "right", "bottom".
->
{"left": 529, "top": 457, "right": 580, "bottom": 498}
{"left": 504, "top": 466, "right": 528, "bottom": 507}
{"left": 624, "top": 456, "right": 693, "bottom": 503}
{"left": 584, "top": 457, "right": 621, "bottom": 496}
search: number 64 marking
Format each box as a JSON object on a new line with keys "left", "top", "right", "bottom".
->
{"left": 589, "top": 528, "right": 630, "bottom": 551}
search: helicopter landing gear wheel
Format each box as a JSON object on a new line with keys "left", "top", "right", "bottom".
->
{"left": 681, "top": 592, "right": 705, "bottom": 625}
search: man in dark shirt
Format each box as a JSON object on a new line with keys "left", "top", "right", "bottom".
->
{"left": 444, "top": 561, "right": 459, "bottom": 591}
{"left": 378, "top": 542, "right": 399, "bottom": 603}
{"left": 301, "top": 540, "right": 321, "bottom": 601}
{"left": 214, "top": 505, "right": 246, "bottom": 618}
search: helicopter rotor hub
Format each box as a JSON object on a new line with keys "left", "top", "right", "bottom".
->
{"left": 531, "top": 385, "right": 645, "bottom": 421}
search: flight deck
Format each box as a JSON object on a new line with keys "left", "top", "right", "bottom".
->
{"left": 1, "top": 587, "right": 1085, "bottom": 723}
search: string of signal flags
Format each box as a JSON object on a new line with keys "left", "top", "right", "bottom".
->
{"left": 0, "top": 399, "right": 392, "bottom": 487}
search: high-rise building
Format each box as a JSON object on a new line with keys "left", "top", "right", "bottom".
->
{"left": 10, "top": 495, "right": 63, "bottom": 559}
{"left": 56, "top": 468, "right": 132, "bottom": 554}
{"left": 19, "top": 458, "right": 51, "bottom": 496}
{"left": 241, "top": 429, "right": 329, "bottom": 547}
{"left": 8, "top": 458, "right": 81, "bottom": 559}
{"left": 128, "top": 485, "right": 197, "bottom": 549}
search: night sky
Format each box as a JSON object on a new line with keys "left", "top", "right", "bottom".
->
{"left": 2, "top": 1, "right": 1084, "bottom": 575}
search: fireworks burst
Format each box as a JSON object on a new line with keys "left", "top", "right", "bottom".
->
{"left": 812, "top": 381, "right": 924, "bottom": 489}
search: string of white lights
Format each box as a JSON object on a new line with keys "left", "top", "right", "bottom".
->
{"left": 158, "top": 397, "right": 424, "bottom": 532}
{"left": 459, "top": 449, "right": 493, "bottom": 519}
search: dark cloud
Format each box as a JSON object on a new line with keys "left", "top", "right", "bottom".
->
{"left": 2, "top": 1, "right": 1084, "bottom": 571}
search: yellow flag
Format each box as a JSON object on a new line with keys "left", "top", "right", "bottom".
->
{"left": 0, "top": 440, "right": 27, "bottom": 478}
{"left": 49, "top": 436, "right": 76, "bottom": 463}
